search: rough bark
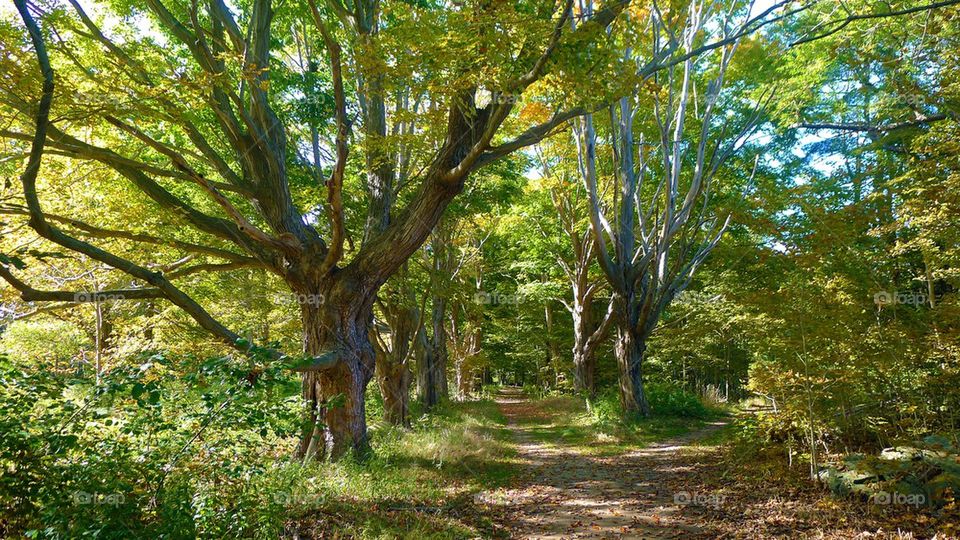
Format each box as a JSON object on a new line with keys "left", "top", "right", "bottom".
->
{"left": 416, "top": 324, "right": 439, "bottom": 408}
{"left": 570, "top": 288, "right": 612, "bottom": 398}
{"left": 4, "top": 0, "right": 628, "bottom": 463}
{"left": 430, "top": 295, "right": 449, "bottom": 400}
{"left": 372, "top": 293, "right": 418, "bottom": 428}
{"left": 296, "top": 282, "right": 375, "bottom": 461}
{"left": 448, "top": 299, "right": 482, "bottom": 401}
{"left": 376, "top": 357, "right": 412, "bottom": 427}
{"left": 571, "top": 334, "right": 597, "bottom": 397}
{"left": 614, "top": 299, "right": 650, "bottom": 416}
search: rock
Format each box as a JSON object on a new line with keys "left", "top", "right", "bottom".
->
{"left": 880, "top": 446, "right": 923, "bottom": 461}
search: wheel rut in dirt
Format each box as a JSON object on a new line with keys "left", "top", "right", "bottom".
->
{"left": 479, "top": 388, "right": 728, "bottom": 539}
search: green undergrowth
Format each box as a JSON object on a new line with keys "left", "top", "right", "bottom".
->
{"left": 271, "top": 399, "right": 519, "bottom": 539}
{"left": 0, "top": 353, "right": 517, "bottom": 539}
{"left": 515, "top": 384, "right": 729, "bottom": 456}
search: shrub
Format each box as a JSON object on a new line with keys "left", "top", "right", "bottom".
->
{"left": 0, "top": 351, "right": 302, "bottom": 539}
{"left": 587, "top": 383, "right": 713, "bottom": 428}
{"left": 645, "top": 382, "right": 712, "bottom": 418}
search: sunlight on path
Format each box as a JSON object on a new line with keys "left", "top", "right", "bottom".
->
{"left": 478, "top": 388, "right": 728, "bottom": 539}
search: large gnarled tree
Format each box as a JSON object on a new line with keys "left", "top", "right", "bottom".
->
{"left": 1, "top": 0, "right": 627, "bottom": 459}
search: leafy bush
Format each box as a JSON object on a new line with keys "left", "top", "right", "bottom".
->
{"left": 0, "top": 350, "right": 304, "bottom": 539}
{"left": 0, "top": 320, "right": 89, "bottom": 366}
{"left": 0, "top": 350, "right": 515, "bottom": 539}
{"left": 646, "top": 382, "right": 713, "bottom": 418}
{"left": 588, "top": 382, "right": 714, "bottom": 427}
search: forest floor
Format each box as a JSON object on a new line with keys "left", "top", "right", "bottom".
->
{"left": 290, "top": 390, "right": 953, "bottom": 539}
{"left": 475, "top": 388, "right": 952, "bottom": 540}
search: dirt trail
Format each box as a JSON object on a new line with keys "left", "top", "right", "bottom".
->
{"left": 479, "top": 388, "right": 729, "bottom": 539}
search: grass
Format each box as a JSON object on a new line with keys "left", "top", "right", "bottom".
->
{"left": 509, "top": 393, "right": 728, "bottom": 457}
{"left": 280, "top": 399, "right": 519, "bottom": 539}
{"left": 272, "top": 386, "right": 731, "bottom": 536}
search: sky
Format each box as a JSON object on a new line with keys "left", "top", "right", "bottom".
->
{"left": 750, "top": 0, "right": 781, "bottom": 19}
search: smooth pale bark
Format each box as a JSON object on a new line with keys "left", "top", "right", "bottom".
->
{"left": 574, "top": 1, "right": 754, "bottom": 415}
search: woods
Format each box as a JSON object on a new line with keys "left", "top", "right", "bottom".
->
{"left": 2, "top": 0, "right": 960, "bottom": 538}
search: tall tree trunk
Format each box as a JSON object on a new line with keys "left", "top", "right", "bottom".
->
{"left": 93, "top": 302, "right": 113, "bottom": 383}
{"left": 296, "top": 286, "right": 375, "bottom": 461}
{"left": 376, "top": 358, "right": 411, "bottom": 427}
{"left": 572, "top": 348, "right": 597, "bottom": 398}
{"left": 416, "top": 325, "right": 439, "bottom": 408}
{"left": 430, "top": 295, "right": 448, "bottom": 400}
{"left": 571, "top": 294, "right": 612, "bottom": 399}
{"left": 615, "top": 325, "right": 649, "bottom": 416}
{"left": 571, "top": 307, "right": 596, "bottom": 397}
{"left": 614, "top": 298, "right": 650, "bottom": 416}
{"left": 373, "top": 300, "right": 417, "bottom": 428}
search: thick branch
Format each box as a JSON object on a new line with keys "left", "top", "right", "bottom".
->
{"left": 0, "top": 205, "right": 253, "bottom": 262}
{"left": 795, "top": 114, "right": 949, "bottom": 133}
{"left": 13, "top": 0, "right": 246, "bottom": 352}
{"left": 308, "top": 1, "right": 349, "bottom": 275}
{"left": 0, "top": 265, "right": 163, "bottom": 303}
{"left": 104, "top": 116, "right": 301, "bottom": 255}
{"left": 476, "top": 107, "right": 587, "bottom": 168}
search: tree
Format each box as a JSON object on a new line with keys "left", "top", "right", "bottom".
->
{"left": 7, "top": 0, "right": 941, "bottom": 458}
{"left": 1, "top": 0, "right": 632, "bottom": 459}
{"left": 371, "top": 268, "right": 422, "bottom": 427}
{"left": 519, "top": 150, "right": 615, "bottom": 397}
{"left": 575, "top": 0, "right": 764, "bottom": 414}
{"left": 546, "top": 166, "right": 614, "bottom": 398}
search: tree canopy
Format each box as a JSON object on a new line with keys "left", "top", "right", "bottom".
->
{"left": 1, "top": 0, "right": 960, "bottom": 537}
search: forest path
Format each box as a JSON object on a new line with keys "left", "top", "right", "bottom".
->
{"left": 479, "top": 388, "right": 729, "bottom": 539}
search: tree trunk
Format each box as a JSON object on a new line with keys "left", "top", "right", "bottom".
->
{"left": 376, "top": 359, "right": 411, "bottom": 427}
{"left": 431, "top": 295, "right": 449, "bottom": 400}
{"left": 416, "top": 325, "right": 439, "bottom": 408}
{"left": 454, "top": 358, "right": 464, "bottom": 401}
{"left": 373, "top": 301, "right": 416, "bottom": 428}
{"left": 571, "top": 308, "right": 597, "bottom": 398}
{"left": 572, "top": 346, "right": 597, "bottom": 398}
{"left": 614, "top": 309, "right": 650, "bottom": 417}
{"left": 296, "top": 289, "right": 375, "bottom": 461}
